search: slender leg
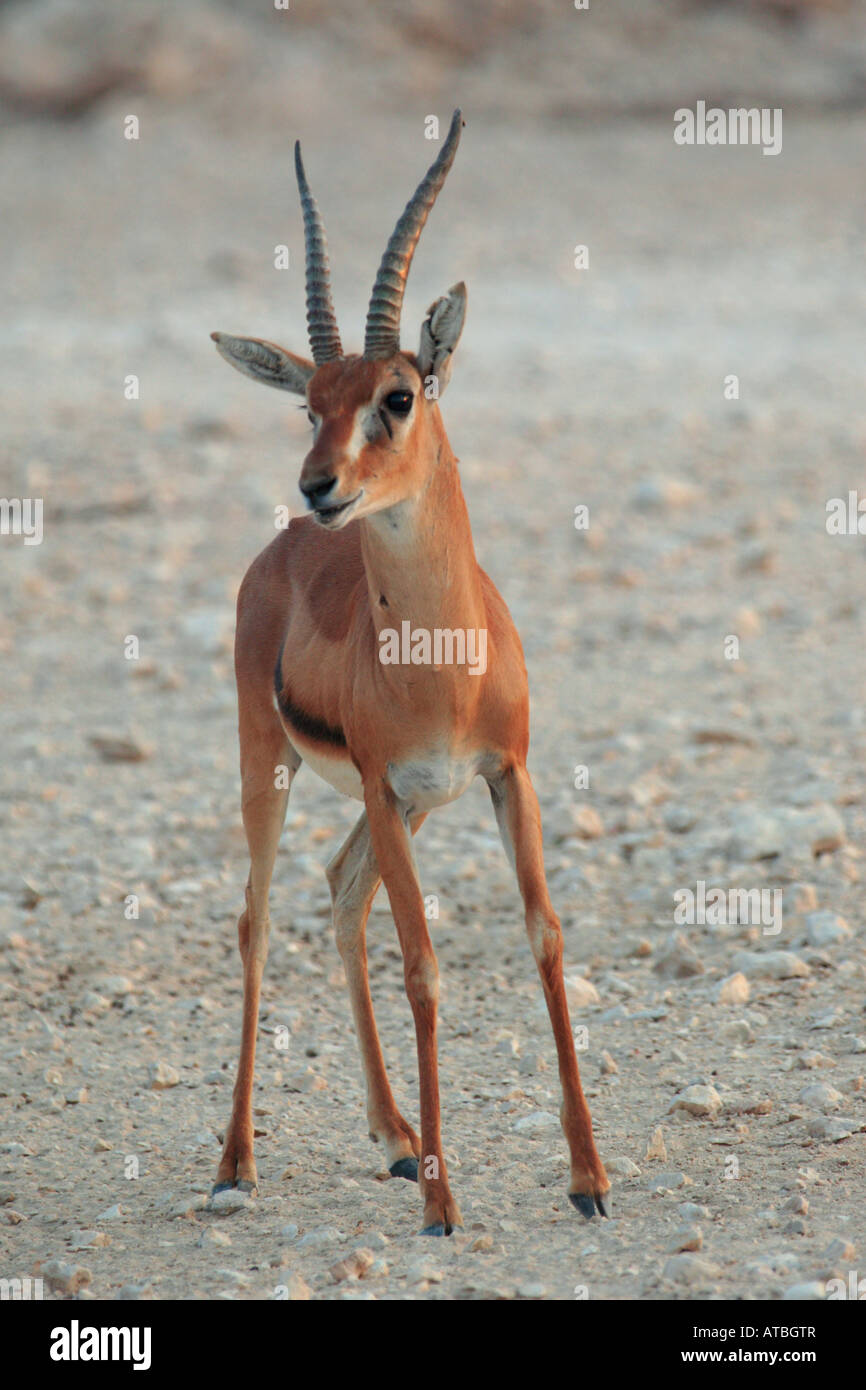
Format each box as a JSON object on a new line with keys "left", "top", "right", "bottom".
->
{"left": 213, "top": 708, "right": 298, "bottom": 1194}
{"left": 363, "top": 779, "right": 462, "bottom": 1235}
{"left": 326, "top": 810, "right": 426, "bottom": 1177}
{"left": 489, "top": 763, "right": 610, "bottom": 1218}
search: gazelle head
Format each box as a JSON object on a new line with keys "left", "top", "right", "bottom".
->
{"left": 212, "top": 111, "right": 467, "bottom": 530}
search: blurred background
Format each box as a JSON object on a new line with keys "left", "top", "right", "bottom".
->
{"left": 1, "top": 0, "right": 865, "bottom": 1300}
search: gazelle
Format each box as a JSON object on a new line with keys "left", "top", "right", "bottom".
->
{"left": 210, "top": 110, "right": 610, "bottom": 1234}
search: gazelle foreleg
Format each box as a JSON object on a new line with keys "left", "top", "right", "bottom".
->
{"left": 363, "top": 781, "right": 463, "bottom": 1235}
{"left": 488, "top": 764, "right": 610, "bottom": 1218}
{"left": 326, "top": 810, "right": 426, "bottom": 1178}
{"left": 213, "top": 718, "right": 299, "bottom": 1194}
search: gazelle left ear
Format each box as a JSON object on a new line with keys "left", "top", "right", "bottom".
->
{"left": 210, "top": 332, "right": 314, "bottom": 395}
{"left": 417, "top": 282, "right": 466, "bottom": 399}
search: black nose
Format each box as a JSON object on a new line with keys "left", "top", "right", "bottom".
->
{"left": 300, "top": 475, "right": 337, "bottom": 508}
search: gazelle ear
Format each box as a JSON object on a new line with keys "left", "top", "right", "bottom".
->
{"left": 210, "top": 332, "right": 314, "bottom": 395}
{"left": 416, "top": 282, "right": 466, "bottom": 399}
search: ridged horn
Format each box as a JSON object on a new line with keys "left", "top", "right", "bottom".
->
{"left": 294, "top": 141, "right": 342, "bottom": 365}
{"left": 364, "top": 109, "right": 464, "bottom": 360}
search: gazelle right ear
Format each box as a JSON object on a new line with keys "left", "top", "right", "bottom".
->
{"left": 211, "top": 332, "right": 314, "bottom": 395}
{"left": 417, "top": 283, "right": 466, "bottom": 399}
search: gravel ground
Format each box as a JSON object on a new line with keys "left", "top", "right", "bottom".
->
{"left": 1, "top": 1, "right": 864, "bottom": 1301}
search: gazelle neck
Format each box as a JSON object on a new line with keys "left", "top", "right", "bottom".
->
{"left": 359, "top": 421, "right": 485, "bottom": 641}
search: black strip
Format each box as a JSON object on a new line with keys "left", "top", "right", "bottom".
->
{"left": 274, "top": 648, "right": 347, "bottom": 748}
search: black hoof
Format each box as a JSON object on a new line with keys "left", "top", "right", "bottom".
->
{"left": 211, "top": 1180, "right": 236, "bottom": 1194}
{"left": 569, "top": 1192, "right": 597, "bottom": 1220}
{"left": 389, "top": 1157, "right": 419, "bottom": 1182}
{"left": 595, "top": 1193, "right": 610, "bottom": 1218}
{"left": 419, "top": 1222, "right": 463, "bottom": 1237}
{"left": 236, "top": 1179, "right": 257, "bottom": 1194}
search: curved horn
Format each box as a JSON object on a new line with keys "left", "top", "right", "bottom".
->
{"left": 294, "top": 141, "right": 342, "bottom": 365}
{"left": 364, "top": 109, "right": 464, "bottom": 360}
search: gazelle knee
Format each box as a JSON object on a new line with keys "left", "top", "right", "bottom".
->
{"left": 404, "top": 953, "right": 439, "bottom": 1009}
{"left": 527, "top": 910, "right": 563, "bottom": 972}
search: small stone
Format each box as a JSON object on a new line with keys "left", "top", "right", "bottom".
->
{"left": 722, "top": 1018, "right": 754, "bottom": 1043}
{"left": 783, "top": 1217, "right": 808, "bottom": 1236}
{"left": 516, "top": 1281, "right": 546, "bottom": 1299}
{"left": 148, "top": 1061, "right": 180, "bottom": 1090}
{"left": 807, "top": 1116, "right": 861, "bottom": 1142}
{"left": 171, "top": 1194, "right": 209, "bottom": 1219}
{"left": 823, "top": 1237, "right": 856, "bottom": 1264}
{"left": 563, "top": 975, "right": 600, "bottom": 1009}
{"left": 286, "top": 1067, "right": 327, "bottom": 1093}
{"left": 787, "top": 883, "right": 818, "bottom": 914}
{"left": 208, "top": 1189, "right": 252, "bottom": 1215}
{"left": 572, "top": 806, "right": 604, "bottom": 840}
{"left": 407, "top": 1259, "right": 443, "bottom": 1285}
{"left": 93, "top": 1138, "right": 113, "bottom": 1153}
{"left": 295, "top": 1226, "right": 343, "bottom": 1250}
{"left": 605, "top": 1156, "right": 641, "bottom": 1178}
{"left": 116, "top": 1282, "right": 153, "bottom": 1301}
{"left": 40, "top": 1259, "right": 92, "bottom": 1294}
{"left": 798, "top": 1083, "right": 843, "bottom": 1112}
{"left": 648, "top": 1171, "right": 686, "bottom": 1191}
{"left": 329, "top": 1248, "right": 374, "bottom": 1283}
{"left": 717, "top": 972, "right": 750, "bottom": 1005}
{"left": 470, "top": 1234, "right": 494, "bottom": 1252}
{"left": 599, "top": 1050, "right": 618, "bottom": 1076}
{"left": 69, "top": 1230, "right": 109, "bottom": 1250}
{"left": 645, "top": 1127, "right": 667, "bottom": 1162}
{"left": 653, "top": 932, "right": 704, "bottom": 980}
{"left": 663, "top": 1254, "right": 720, "bottom": 1287}
{"left": 668, "top": 1084, "right": 722, "bottom": 1118}
{"left": 65, "top": 1088, "right": 89, "bottom": 1105}
{"left": 664, "top": 805, "right": 697, "bottom": 834}
{"left": 732, "top": 950, "right": 810, "bottom": 980}
{"left": 805, "top": 911, "right": 851, "bottom": 947}
{"left": 783, "top": 1282, "right": 825, "bottom": 1301}
{"left": 668, "top": 1225, "right": 702, "bottom": 1253}
{"left": 514, "top": 1111, "right": 559, "bottom": 1133}
{"left": 679, "top": 1202, "right": 711, "bottom": 1222}
{"left": 275, "top": 1273, "right": 310, "bottom": 1300}
{"left": 95, "top": 975, "right": 134, "bottom": 998}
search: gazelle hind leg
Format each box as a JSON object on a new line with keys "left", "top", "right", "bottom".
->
{"left": 489, "top": 765, "right": 610, "bottom": 1219}
{"left": 326, "top": 810, "right": 425, "bottom": 1177}
{"left": 213, "top": 717, "right": 299, "bottom": 1195}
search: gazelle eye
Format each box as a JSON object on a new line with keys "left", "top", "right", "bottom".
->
{"left": 307, "top": 410, "right": 315, "bottom": 425}
{"left": 384, "top": 390, "right": 413, "bottom": 417}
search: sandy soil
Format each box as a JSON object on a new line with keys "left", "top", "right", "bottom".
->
{"left": 1, "top": 0, "right": 865, "bottom": 1300}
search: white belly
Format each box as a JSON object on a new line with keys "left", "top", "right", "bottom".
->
{"left": 286, "top": 732, "right": 364, "bottom": 801}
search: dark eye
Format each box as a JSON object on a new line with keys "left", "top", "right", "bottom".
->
{"left": 307, "top": 409, "right": 315, "bottom": 425}
{"left": 383, "top": 390, "right": 413, "bottom": 417}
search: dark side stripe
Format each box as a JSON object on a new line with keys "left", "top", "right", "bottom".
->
{"left": 274, "top": 649, "right": 347, "bottom": 748}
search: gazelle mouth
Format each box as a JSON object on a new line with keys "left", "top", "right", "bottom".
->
{"left": 313, "top": 491, "right": 363, "bottom": 527}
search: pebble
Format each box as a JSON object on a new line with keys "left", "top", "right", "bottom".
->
{"left": 286, "top": 1067, "right": 327, "bottom": 1093}
{"left": 804, "top": 911, "right": 851, "bottom": 947}
{"left": 668, "top": 1225, "right": 702, "bottom": 1253}
{"left": 208, "top": 1189, "right": 252, "bottom": 1215}
{"left": 329, "top": 1247, "right": 375, "bottom": 1283}
{"left": 295, "top": 1226, "right": 343, "bottom": 1250}
{"left": 599, "top": 1050, "right": 618, "bottom": 1076}
{"left": 807, "top": 1116, "right": 861, "bottom": 1142}
{"left": 516, "top": 1281, "right": 546, "bottom": 1299}
{"left": 645, "top": 1127, "right": 667, "bottom": 1161}
{"left": 781, "top": 1194, "right": 809, "bottom": 1214}
{"left": 717, "top": 972, "right": 750, "bottom": 1005}
{"left": 563, "top": 975, "right": 600, "bottom": 1009}
{"left": 648, "top": 1171, "right": 686, "bottom": 1191}
{"left": 679, "top": 1202, "right": 711, "bottom": 1222}
{"left": 732, "top": 950, "right": 809, "bottom": 980}
{"left": 782, "top": 1282, "right": 825, "bottom": 1301}
{"left": 653, "top": 932, "right": 704, "bottom": 980}
{"left": 69, "top": 1229, "right": 109, "bottom": 1250}
{"left": 41, "top": 1259, "right": 92, "bottom": 1294}
{"left": 513, "top": 1111, "right": 559, "bottom": 1133}
{"left": 667, "top": 1084, "right": 722, "bottom": 1118}
{"left": 823, "top": 1237, "right": 856, "bottom": 1263}
{"left": 604, "top": 1156, "right": 641, "bottom": 1178}
{"left": 407, "top": 1258, "right": 444, "bottom": 1285}
{"left": 797, "top": 1083, "right": 843, "bottom": 1112}
{"left": 148, "top": 1061, "right": 180, "bottom": 1089}
{"left": 571, "top": 806, "right": 604, "bottom": 840}
{"left": 171, "top": 1194, "right": 209, "bottom": 1219}
{"left": 663, "top": 1254, "right": 720, "bottom": 1287}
